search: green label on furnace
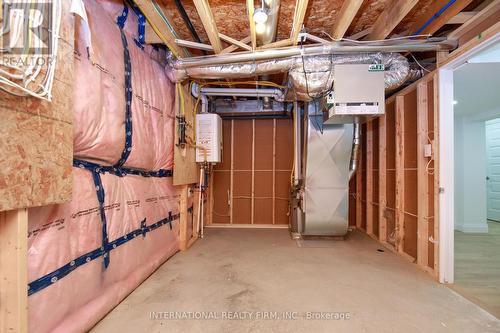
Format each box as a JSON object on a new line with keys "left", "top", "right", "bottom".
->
{"left": 368, "top": 64, "right": 385, "bottom": 72}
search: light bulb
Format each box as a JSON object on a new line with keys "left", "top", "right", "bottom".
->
{"left": 253, "top": 8, "right": 268, "bottom": 24}
{"left": 255, "top": 22, "right": 266, "bottom": 35}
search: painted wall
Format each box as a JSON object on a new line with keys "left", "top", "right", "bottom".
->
{"left": 454, "top": 116, "right": 489, "bottom": 233}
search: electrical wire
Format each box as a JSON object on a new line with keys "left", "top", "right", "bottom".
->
{"left": 409, "top": 52, "right": 432, "bottom": 73}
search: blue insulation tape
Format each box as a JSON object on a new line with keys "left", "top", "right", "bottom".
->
{"left": 73, "top": 159, "right": 173, "bottom": 178}
{"left": 28, "top": 211, "right": 181, "bottom": 296}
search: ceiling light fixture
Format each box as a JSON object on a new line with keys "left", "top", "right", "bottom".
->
{"left": 253, "top": 8, "right": 268, "bottom": 24}
{"left": 255, "top": 22, "right": 266, "bottom": 35}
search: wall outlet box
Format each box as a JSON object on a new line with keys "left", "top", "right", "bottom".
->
{"left": 424, "top": 144, "right": 432, "bottom": 158}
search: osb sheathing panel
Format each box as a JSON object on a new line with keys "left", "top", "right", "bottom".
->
{"left": 0, "top": 1, "right": 74, "bottom": 211}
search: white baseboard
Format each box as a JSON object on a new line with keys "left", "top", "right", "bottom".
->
{"left": 455, "top": 223, "right": 489, "bottom": 233}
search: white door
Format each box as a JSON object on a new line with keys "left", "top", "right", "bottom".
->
{"left": 486, "top": 119, "right": 500, "bottom": 221}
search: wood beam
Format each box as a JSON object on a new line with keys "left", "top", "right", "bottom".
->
{"left": 219, "top": 33, "right": 252, "bottom": 52}
{"left": 193, "top": 0, "right": 223, "bottom": 53}
{"left": 331, "top": 0, "right": 365, "bottom": 40}
{"left": 366, "top": 0, "right": 419, "bottom": 40}
{"left": 379, "top": 114, "right": 388, "bottom": 242}
{"left": 417, "top": 82, "right": 429, "bottom": 268}
{"left": 133, "top": 0, "right": 189, "bottom": 58}
{"left": 175, "top": 39, "right": 214, "bottom": 51}
{"left": 356, "top": 139, "right": 363, "bottom": 229}
{"left": 246, "top": 0, "right": 257, "bottom": 50}
{"left": 408, "top": 0, "right": 474, "bottom": 36}
{"left": 395, "top": 95, "right": 405, "bottom": 253}
{"left": 448, "top": 0, "right": 500, "bottom": 43}
{"left": 291, "top": 0, "right": 309, "bottom": 45}
{"left": 366, "top": 121, "right": 374, "bottom": 236}
{"left": 220, "top": 36, "right": 252, "bottom": 54}
{"left": 0, "top": 209, "right": 28, "bottom": 333}
{"left": 432, "top": 73, "right": 440, "bottom": 277}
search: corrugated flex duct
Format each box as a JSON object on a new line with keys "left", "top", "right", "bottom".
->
{"left": 168, "top": 53, "right": 410, "bottom": 101}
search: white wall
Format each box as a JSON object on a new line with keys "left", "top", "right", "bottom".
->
{"left": 454, "top": 115, "right": 489, "bottom": 233}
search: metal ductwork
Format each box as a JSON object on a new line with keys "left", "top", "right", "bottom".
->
{"left": 170, "top": 39, "right": 456, "bottom": 69}
{"left": 169, "top": 52, "right": 411, "bottom": 101}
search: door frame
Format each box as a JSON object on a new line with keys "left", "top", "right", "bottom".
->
{"left": 486, "top": 119, "right": 500, "bottom": 222}
{"left": 438, "top": 32, "right": 500, "bottom": 284}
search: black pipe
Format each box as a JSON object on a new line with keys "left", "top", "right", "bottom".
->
{"left": 173, "top": 0, "right": 207, "bottom": 54}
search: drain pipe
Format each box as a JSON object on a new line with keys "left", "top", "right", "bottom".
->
{"left": 349, "top": 123, "right": 360, "bottom": 180}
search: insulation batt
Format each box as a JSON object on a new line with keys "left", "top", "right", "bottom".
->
{"left": 28, "top": 168, "right": 180, "bottom": 333}
{"left": 73, "top": 0, "right": 175, "bottom": 170}
{"left": 28, "top": 1, "right": 181, "bottom": 332}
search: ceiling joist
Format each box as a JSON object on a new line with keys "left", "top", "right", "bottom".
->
{"left": 193, "top": 0, "right": 223, "bottom": 53}
{"left": 366, "top": 0, "right": 419, "bottom": 40}
{"left": 448, "top": 0, "right": 500, "bottom": 41}
{"left": 133, "top": 0, "right": 189, "bottom": 58}
{"left": 408, "top": 0, "right": 474, "bottom": 36}
{"left": 291, "top": 0, "right": 309, "bottom": 45}
{"left": 331, "top": 0, "right": 365, "bottom": 41}
{"left": 246, "top": 0, "right": 257, "bottom": 50}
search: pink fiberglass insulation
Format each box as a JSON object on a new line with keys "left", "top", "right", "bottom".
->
{"left": 27, "top": 0, "right": 182, "bottom": 331}
{"left": 28, "top": 167, "right": 181, "bottom": 333}
{"left": 73, "top": 0, "right": 175, "bottom": 170}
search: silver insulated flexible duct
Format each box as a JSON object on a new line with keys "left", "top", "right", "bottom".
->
{"left": 169, "top": 52, "right": 410, "bottom": 101}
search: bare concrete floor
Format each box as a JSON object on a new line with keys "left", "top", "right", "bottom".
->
{"left": 91, "top": 229, "right": 500, "bottom": 333}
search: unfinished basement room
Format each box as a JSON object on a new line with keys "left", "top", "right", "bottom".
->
{"left": 1, "top": 0, "right": 500, "bottom": 332}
